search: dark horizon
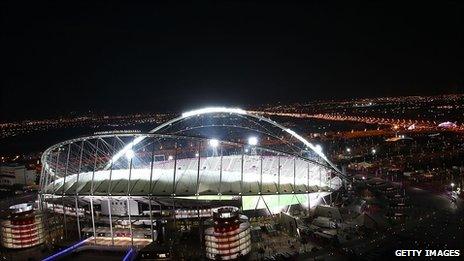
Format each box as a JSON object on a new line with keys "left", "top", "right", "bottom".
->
{"left": 2, "top": 1, "right": 463, "bottom": 121}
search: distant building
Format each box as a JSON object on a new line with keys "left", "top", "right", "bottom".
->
{"left": 0, "top": 164, "right": 37, "bottom": 187}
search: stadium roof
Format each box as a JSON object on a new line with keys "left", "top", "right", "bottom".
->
{"left": 40, "top": 107, "right": 342, "bottom": 197}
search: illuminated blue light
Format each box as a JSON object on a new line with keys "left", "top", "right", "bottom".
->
{"left": 42, "top": 239, "right": 87, "bottom": 261}
{"left": 122, "top": 248, "right": 135, "bottom": 261}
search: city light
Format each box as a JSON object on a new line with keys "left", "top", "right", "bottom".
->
{"left": 248, "top": 136, "right": 258, "bottom": 146}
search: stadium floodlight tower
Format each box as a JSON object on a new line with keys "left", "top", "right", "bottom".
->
{"left": 38, "top": 107, "right": 343, "bottom": 247}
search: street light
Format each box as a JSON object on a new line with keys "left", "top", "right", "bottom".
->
{"left": 451, "top": 182, "right": 455, "bottom": 188}
{"left": 371, "top": 149, "right": 376, "bottom": 154}
{"left": 346, "top": 148, "right": 351, "bottom": 153}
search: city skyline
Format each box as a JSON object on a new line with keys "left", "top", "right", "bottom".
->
{"left": 1, "top": 93, "right": 463, "bottom": 122}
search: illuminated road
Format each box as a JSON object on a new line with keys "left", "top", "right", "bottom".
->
{"left": 251, "top": 111, "right": 464, "bottom": 134}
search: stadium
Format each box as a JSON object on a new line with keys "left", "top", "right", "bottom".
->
{"left": 38, "top": 107, "right": 343, "bottom": 251}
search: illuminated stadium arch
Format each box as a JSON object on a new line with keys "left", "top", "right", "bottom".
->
{"left": 105, "top": 107, "right": 341, "bottom": 173}
{"left": 39, "top": 107, "right": 343, "bottom": 197}
{"left": 38, "top": 107, "right": 343, "bottom": 247}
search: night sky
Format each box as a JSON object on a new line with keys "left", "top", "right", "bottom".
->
{"left": 1, "top": 1, "right": 463, "bottom": 120}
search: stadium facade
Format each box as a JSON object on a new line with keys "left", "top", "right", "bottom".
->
{"left": 38, "top": 107, "right": 343, "bottom": 246}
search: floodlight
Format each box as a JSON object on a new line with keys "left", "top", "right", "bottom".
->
{"left": 125, "top": 149, "right": 135, "bottom": 160}
{"left": 209, "top": 139, "right": 219, "bottom": 147}
{"left": 248, "top": 136, "right": 258, "bottom": 146}
{"left": 314, "top": 144, "right": 323, "bottom": 153}
{"left": 182, "top": 107, "right": 247, "bottom": 118}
